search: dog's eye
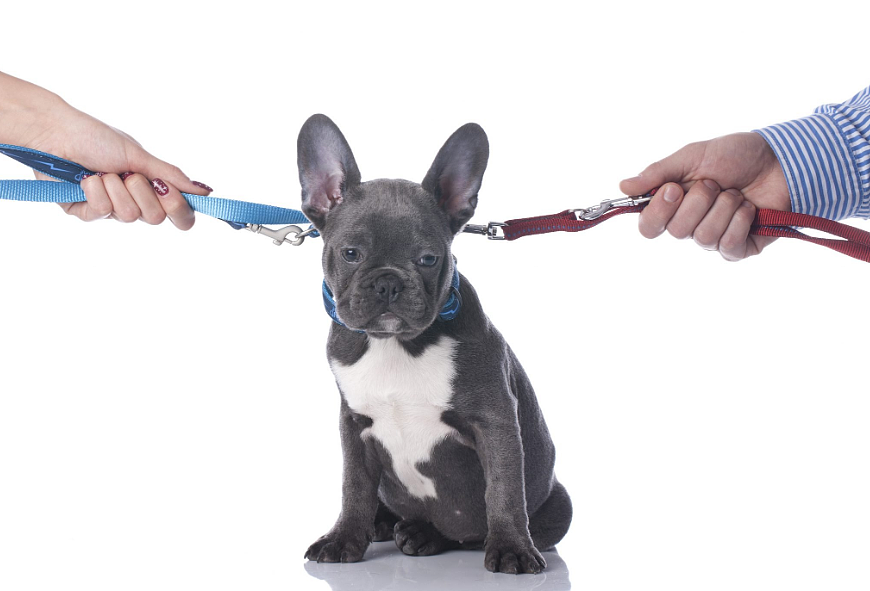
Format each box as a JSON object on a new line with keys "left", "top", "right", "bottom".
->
{"left": 342, "top": 248, "right": 362, "bottom": 263}
{"left": 417, "top": 255, "right": 439, "bottom": 267}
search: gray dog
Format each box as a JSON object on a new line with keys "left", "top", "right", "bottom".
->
{"left": 299, "top": 115, "right": 572, "bottom": 575}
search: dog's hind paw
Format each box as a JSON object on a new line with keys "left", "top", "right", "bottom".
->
{"left": 373, "top": 502, "right": 400, "bottom": 541}
{"left": 393, "top": 519, "right": 459, "bottom": 556}
{"left": 373, "top": 520, "right": 396, "bottom": 542}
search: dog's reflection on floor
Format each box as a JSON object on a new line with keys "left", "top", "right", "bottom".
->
{"left": 304, "top": 541, "right": 571, "bottom": 591}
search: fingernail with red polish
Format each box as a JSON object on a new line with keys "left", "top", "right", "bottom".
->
{"left": 192, "top": 181, "right": 213, "bottom": 193}
{"left": 121, "top": 172, "right": 134, "bottom": 181}
{"left": 95, "top": 172, "right": 107, "bottom": 177}
{"left": 152, "top": 178, "right": 169, "bottom": 196}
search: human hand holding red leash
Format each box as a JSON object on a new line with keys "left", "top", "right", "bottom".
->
{"left": 620, "top": 132, "right": 791, "bottom": 261}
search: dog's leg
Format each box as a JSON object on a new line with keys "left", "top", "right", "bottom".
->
{"left": 528, "top": 480, "right": 573, "bottom": 551}
{"left": 305, "top": 400, "right": 382, "bottom": 563}
{"left": 472, "top": 419, "right": 548, "bottom": 575}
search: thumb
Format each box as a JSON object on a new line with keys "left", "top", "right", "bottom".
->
{"left": 129, "top": 146, "right": 213, "bottom": 196}
{"left": 619, "top": 143, "right": 702, "bottom": 196}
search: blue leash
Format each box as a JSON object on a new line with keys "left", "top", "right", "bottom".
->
{"left": 0, "top": 144, "right": 311, "bottom": 228}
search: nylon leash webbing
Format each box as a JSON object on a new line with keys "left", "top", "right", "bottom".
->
{"left": 497, "top": 200, "right": 870, "bottom": 263}
{"left": 750, "top": 209, "right": 870, "bottom": 263}
{"left": 0, "top": 144, "right": 309, "bottom": 226}
{"left": 501, "top": 205, "right": 648, "bottom": 239}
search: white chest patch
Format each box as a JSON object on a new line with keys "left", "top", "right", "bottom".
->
{"left": 330, "top": 336, "right": 458, "bottom": 500}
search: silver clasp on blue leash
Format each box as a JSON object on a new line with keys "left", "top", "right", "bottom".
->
{"left": 569, "top": 194, "right": 654, "bottom": 221}
{"left": 245, "top": 223, "right": 317, "bottom": 246}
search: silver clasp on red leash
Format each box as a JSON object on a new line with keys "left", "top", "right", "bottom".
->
{"left": 462, "top": 221, "right": 507, "bottom": 240}
{"left": 569, "top": 193, "right": 656, "bottom": 221}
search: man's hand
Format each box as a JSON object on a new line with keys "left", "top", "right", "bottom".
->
{"left": 620, "top": 132, "right": 791, "bottom": 261}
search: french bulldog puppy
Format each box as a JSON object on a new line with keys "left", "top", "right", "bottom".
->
{"left": 300, "top": 115, "right": 571, "bottom": 574}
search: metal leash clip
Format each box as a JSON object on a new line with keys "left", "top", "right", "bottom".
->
{"left": 569, "top": 193, "right": 655, "bottom": 221}
{"left": 245, "top": 223, "right": 317, "bottom": 246}
{"left": 462, "top": 221, "right": 507, "bottom": 240}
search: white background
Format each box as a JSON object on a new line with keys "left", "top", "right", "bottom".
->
{"left": 1, "top": 1, "right": 868, "bottom": 590}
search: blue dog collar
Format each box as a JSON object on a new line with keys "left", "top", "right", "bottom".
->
{"left": 322, "top": 266, "right": 462, "bottom": 330}
{"left": 438, "top": 266, "right": 462, "bottom": 321}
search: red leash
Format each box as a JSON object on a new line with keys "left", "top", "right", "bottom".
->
{"left": 463, "top": 190, "right": 870, "bottom": 263}
{"left": 750, "top": 209, "right": 870, "bottom": 263}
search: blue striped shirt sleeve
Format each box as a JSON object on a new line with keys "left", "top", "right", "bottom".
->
{"left": 754, "top": 86, "right": 870, "bottom": 220}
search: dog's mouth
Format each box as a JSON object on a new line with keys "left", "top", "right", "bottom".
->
{"left": 335, "top": 276, "right": 432, "bottom": 337}
{"left": 364, "top": 312, "right": 411, "bottom": 338}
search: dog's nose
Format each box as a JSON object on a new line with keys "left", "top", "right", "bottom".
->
{"left": 373, "top": 273, "right": 403, "bottom": 303}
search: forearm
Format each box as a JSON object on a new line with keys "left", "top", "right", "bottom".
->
{"left": 0, "top": 71, "right": 69, "bottom": 146}
{"left": 754, "top": 86, "right": 870, "bottom": 221}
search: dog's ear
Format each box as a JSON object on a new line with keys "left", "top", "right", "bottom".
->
{"left": 297, "top": 114, "right": 361, "bottom": 229}
{"left": 422, "top": 123, "right": 489, "bottom": 234}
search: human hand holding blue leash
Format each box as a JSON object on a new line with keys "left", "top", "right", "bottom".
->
{"left": 0, "top": 71, "right": 210, "bottom": 229}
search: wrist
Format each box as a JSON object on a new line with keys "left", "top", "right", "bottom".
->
{"left": 0, "top": 72, "right": 69, "bottom": 146}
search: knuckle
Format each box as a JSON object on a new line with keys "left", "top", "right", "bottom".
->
{"left": 116, "top": 205, "right": 141, "bottom": 223}
{"left": 717, "top": 193, "right": 743, "bottom": 213}
{"left": 165, "top": 164, "right": 186, "bottom": 181}
{"left": 160, "top": 195, "right": 186, "bottom": 216}
{"left": 692, "top": 229, "right": 719, "bottom": 250}
{"left": 694, "top": 180, "right": 720, "bottom": 201}
{"left": 719, "top": 234, "right": 744, "bottom": 257}
{"left": 666, "top": 220, "right": 692, "bottom": 240}
{"left": 637, "top": 214, "right": 662, "bottom": 239}
{"left": 142, "top": 208, "right": 167, "bottom": 225}
{"left": 176, "top": 215, "right": 195, "bottom": 231}
{"left": 124, "top": 173, "right": 150, "bottom": 192}
{"left": 88, "top": 200, "right": 113, "bottom": 218}
{"left": 737, "top": 201, "right": 757, "bottom": 221}
{"left": 646, "top": 160, "right": 663, "bottom": 175}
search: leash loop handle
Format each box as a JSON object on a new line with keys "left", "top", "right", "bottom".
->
{"left": 750, "top": 209, "right": 870, "bottom": 263}
{"left": 0, "top": 143, "right": 312, "bottom": 232}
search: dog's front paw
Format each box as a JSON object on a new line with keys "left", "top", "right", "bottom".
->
{"left": 305, "top": 530, "right": 370, "bottom": 563}
{"left": 484, "top": 537, "right": 547, "bottom": 574}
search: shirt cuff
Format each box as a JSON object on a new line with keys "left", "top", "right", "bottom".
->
{"left": 754, "top": 114, "right": 869, "bottom": 221}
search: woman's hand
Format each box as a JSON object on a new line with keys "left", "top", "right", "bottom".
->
{"left": 1, "top": 71, "right": 210, "bottom": 229}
